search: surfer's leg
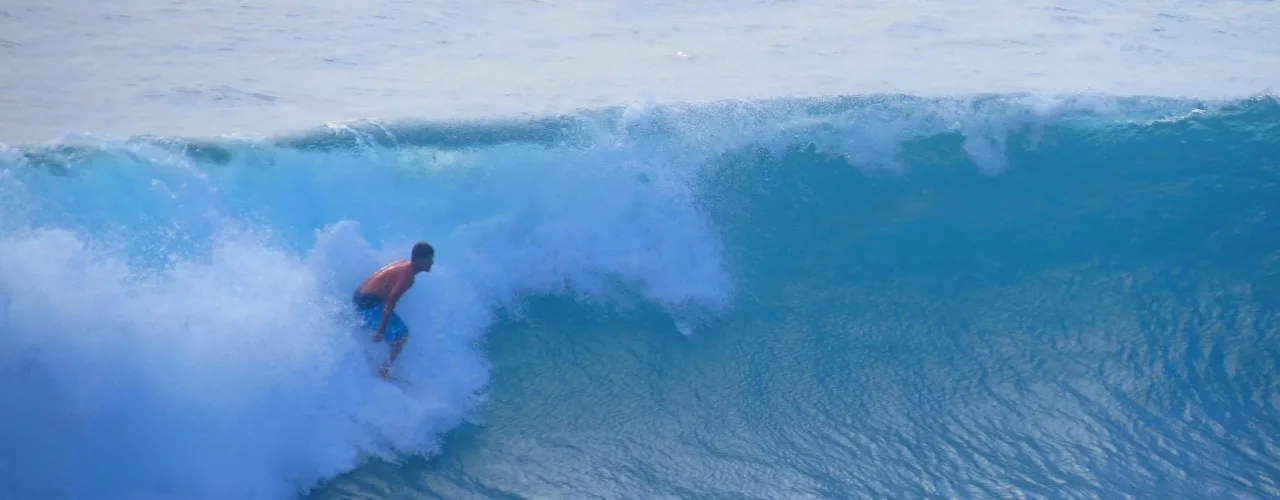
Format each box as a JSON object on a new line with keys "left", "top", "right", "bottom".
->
{"left": 377, "top": 337, "right": 407, "bottom": 380}
{"left": 377, "top": 314, "right": 410, "bottom": 378}
{"left": 382, "top": 336, "right": 407, "bottom": 369}
{"left": 358, "top": 305, "right": 383, "bottom": 339}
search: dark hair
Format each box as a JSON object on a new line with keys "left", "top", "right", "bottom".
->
{"left": 412, "top": 242, "right": 434, "bottom": 261}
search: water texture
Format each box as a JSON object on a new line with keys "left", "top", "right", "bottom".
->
{"left": 2, "top": 94, "right": 1278, "bottom": 499}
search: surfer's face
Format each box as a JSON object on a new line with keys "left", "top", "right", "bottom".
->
{"left": 413, "top": 255, "right": 434, "bottom": 273}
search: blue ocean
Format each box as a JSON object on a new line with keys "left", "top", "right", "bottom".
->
{"left": 2, "top": 2, "right": 1279, "bottom": 500}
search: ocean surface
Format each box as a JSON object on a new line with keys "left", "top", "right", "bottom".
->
{"left": 2, "top": 1, "right": 1280, "bottom": 499}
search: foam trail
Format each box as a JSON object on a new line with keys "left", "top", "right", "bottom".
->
{"left": 0, "top": 111, "right": 733, "bottom": 499}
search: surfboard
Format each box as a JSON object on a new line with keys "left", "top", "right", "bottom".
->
{"left": 377, "top": 369, "right": 416, "bottom": 391}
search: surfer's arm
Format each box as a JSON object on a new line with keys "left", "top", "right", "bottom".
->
{"left": 373, "top": 278, "right": 410, "bottom": 341}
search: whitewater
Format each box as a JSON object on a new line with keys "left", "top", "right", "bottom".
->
{"left": 3, "top": 1, "right": 1280, "bottom": 500}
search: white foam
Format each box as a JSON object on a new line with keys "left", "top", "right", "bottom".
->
{"left": 582, "top": 94, "right": 1206, "bottom": 175}
{"left": 0, "top": 129, "right": 734, "bottom": 498}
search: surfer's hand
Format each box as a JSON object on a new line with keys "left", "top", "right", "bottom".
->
{"left": 373, "top": 331, "right": 384, "bottom": 343}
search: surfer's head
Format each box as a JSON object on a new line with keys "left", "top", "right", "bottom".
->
{"left": 411, "top": 242, "right": 434, "bottom": 273}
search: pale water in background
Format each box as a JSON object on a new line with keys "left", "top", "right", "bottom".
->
{"left": 2, "top": 0, "right": 1278, "bottom": 142}
{"left": 2, "top": 1, "right": 1279, "bottom": 500}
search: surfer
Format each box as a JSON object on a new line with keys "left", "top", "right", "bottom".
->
{"left": 352, "top": 241, "right": 434, "bottom": 381}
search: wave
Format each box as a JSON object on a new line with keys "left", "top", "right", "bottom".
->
{"left": 1, "top": 93, "right": 1278, "bottom": 499}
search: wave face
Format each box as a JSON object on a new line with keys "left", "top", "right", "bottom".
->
{"left": 3, "top": 94, "right": 1280, "bottom": 499}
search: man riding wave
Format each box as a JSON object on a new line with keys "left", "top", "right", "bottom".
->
{"left": 352, "top": 242, "right": 434, "bottom": 381}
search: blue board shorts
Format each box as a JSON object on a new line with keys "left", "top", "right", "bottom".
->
{"left": 352, "top": 292, "right": 409, "bottom": 343}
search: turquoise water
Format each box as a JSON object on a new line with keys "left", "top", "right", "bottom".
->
{"left": 3, "top": 94, "right": 1278, "bottom": 499}
{"left": 3, "top": 1, "right": 1280, "bottom": 499}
